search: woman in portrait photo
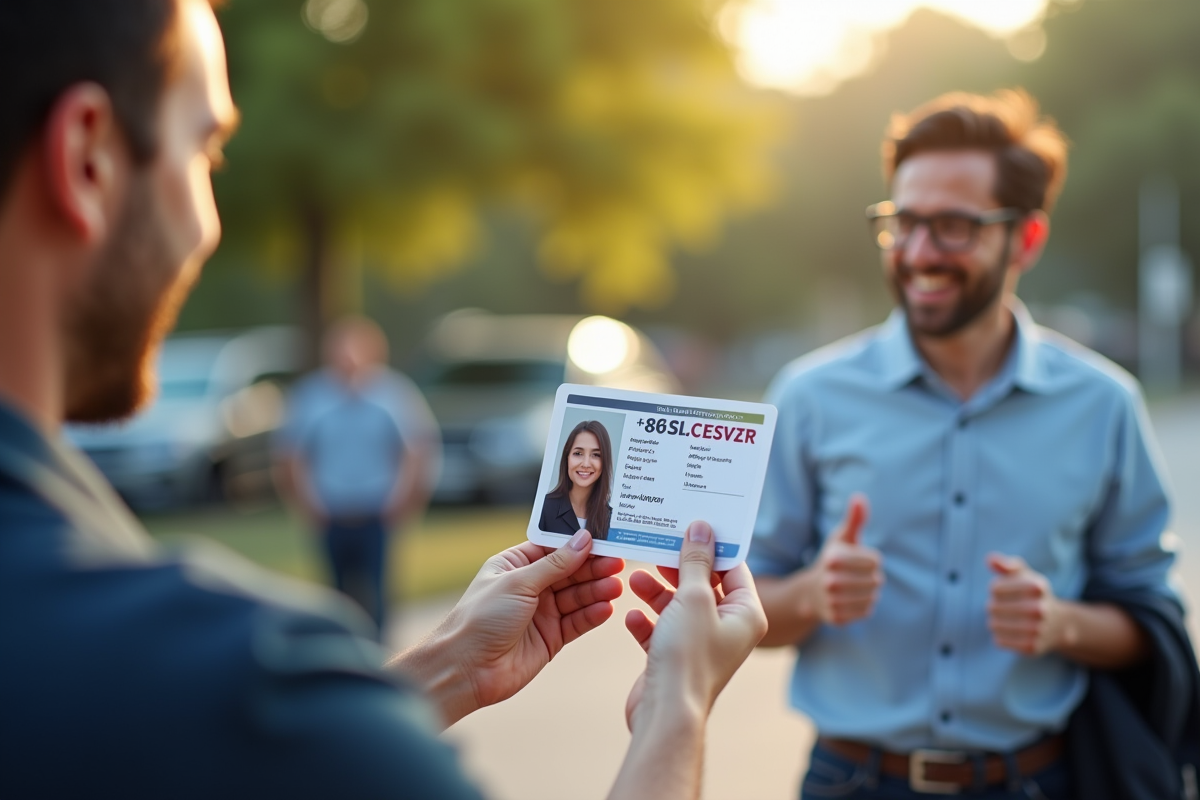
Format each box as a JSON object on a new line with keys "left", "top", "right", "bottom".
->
{"left": 540, "top": 420, "right": 613, "bottom": 540}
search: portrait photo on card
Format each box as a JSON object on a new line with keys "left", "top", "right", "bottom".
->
{"left": 537, "top": 408, "right": 625, "bottom": 541}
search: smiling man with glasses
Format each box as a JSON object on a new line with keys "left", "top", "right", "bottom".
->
{"left": 748, "top": 90, "right": 1196, "bottom": 798}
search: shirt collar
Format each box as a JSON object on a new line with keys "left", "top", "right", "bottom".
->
{"left": 875, "top": 298, "right": 1053, "bottom": 395}
{"left": 874, "top": 310, "right": 925, "bottom": 390}
{"left": 0, "top": 399, "right": 54, "bottom": 476}
{"left": 0, "top": 398, "right": 154, "bottom": 559}
{"left": 1008, "top": 299, "right": 1053, "bottom": 395}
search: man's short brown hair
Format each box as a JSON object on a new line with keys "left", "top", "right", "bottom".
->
{"left": 0, "top": 0, "right": 223, "bottom": 198}
{"left": 882, "top": 89, "right": 1069, "bottom": 213}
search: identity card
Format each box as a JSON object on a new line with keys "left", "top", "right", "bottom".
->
{"left": 527, "top": 384, "right": 777, "bottom": 570}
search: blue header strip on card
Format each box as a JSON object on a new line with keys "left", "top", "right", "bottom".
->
{"left": 607, "top": 528, "right": 740, "bottom": 558}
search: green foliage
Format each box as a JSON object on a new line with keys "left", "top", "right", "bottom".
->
{"left": 214, "top": 0, "right": 780, "bottom": 312}
{"left": 631, "top": 0, "right": 1200, "bottom": 337}
{"left": 196, "top": 0, "right": 1200, "bottom": 348}
{"left": 1021, "top": 0, "right": 1200, "bottom": 304}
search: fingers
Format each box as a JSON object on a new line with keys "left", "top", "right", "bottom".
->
{"left": 491, "top": 540, "right": 548, "bottom": 571}
{"left": 718, "top": 562, "right": 755, "bottom": 596}
{"left": 834, "top": 493, "right": 870, "bottom": 545}
{"left": 826, "top": 598, "right": 876, "bottom": 625}
{"left": 656, "top": 566, "right": 681, "bottom": 588}
{"left": 989, "top": 612, "right": 1043, "bottom": 633}
{"left": 516, "top": 528, "right": 593, "bottom": 593}
{"left": 624, "top": 608, "right": 655, "bottom": 652}
{"left": 990, "top": 580, "right": 1043, "bottom": 601}
{"left": 560, "top": 600, "right": 616, "bottom": 645}
{"left": 549, "top": 554, "right": 624, "bottom": 593}
{"left": 988, "top": 555, "right": 1046, "bottom": 602}
{"left": 987, "top": 552, "right": 1026, "bottom": 576}
{"left": 715, "top": 564, "right": 769, "bottom": 643}
{"left": 678, "top": 520, "right": 716, "bottom": 590}
{"left": 987, "top": 599, "right": 1045, "bottom": 624}
{"left": 988, "top": 610, "right": 1043, "bottom": 655}
{"left": 824, "top": 549, "right": 883, "bottom": 573}
{"left": 629, "top": 570, "right": 675, "bottom": 615}
{"left": 654, "top": 566, "right": 721, "bottom": 590}
{"left": 819, "top": 555, "right": 883, "bottom": 625}
{"left": 824, "top": 572, "right": 883, "bottom": 595}
{"left": 554, "top": 575, "right": 623, "bottom": 615}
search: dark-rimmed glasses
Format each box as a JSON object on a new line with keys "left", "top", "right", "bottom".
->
{"left": 866, "top": 201, "right": 1022, "bottom": 253}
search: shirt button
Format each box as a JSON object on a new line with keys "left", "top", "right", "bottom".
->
{"left": 953, "top": 492, "right": 966, "bottom": 506}
{"left": 957, "top": 418, "right": 968, "bottom": 429}
{"left": 940, "top": 710, "right": 952, "bottom": 724}
{"left": 940, "top": 643, "right": 953, "bottom": 657}
{"left": 947, "top": 570, "right": 959, "bottom": 584}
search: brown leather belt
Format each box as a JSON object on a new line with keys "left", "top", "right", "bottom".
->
{"left": 818, "top": 734, "right": 1065, "bottom": 794}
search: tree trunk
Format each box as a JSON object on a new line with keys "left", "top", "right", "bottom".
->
{"left": 300, "top": 202, "right": 333, "bottom": 371}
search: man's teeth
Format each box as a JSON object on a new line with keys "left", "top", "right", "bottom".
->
{"left": 911, "top": 274, "right": 952, "bottom": 291}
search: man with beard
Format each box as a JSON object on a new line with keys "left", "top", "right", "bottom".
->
{"left": 749, "top": 90, "right": 1184, "bottom": 799}
{"left": 0, "top": 2, "right": 767, "bottom": 799}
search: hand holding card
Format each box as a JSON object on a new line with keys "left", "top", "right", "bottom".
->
{"left": 527, "top": 385, "right": 777, "bottom": 569}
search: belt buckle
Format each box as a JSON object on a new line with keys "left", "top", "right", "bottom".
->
{"left": 909, "top": 749, "right": 966, "bottom": 795}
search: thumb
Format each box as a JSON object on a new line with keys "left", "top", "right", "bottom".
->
{"left": 987, "top": 552, "right": 1025, "bottom": 576}
{"left": 521, "top": 528, "right": 593, "bottom": 592}
{"left": 834, "top": 494, "right": 869, "bottom": 545}
{"left": 678, "top": 520, "right": 716, "bottom": 590}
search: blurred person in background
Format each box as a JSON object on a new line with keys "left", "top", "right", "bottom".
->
{"left": 274, "top": 315, "right": 438, "bottom": 637}
{"left": 751, "top": 89, "right": 1198, "bottom": 799}
{"left": 0, "top": 2, "right": 767, "bottom": 799}
{"left": 540, "top": 419, "right": 614, "bottom": 540}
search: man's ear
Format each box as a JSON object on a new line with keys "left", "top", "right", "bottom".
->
{"left": 43, "top": 83, "right": 124, "bottom": 244}
{"left": 1011, "top": 210, "right": 1050, "bottom": 275}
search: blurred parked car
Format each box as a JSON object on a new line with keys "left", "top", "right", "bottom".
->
{"left": 67, "top": 327, "right": 302, "bottom": 510}
{"left": 418, "top": 309, "right": 679, "bottom": 503}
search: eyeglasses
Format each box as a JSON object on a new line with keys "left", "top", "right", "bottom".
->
{"left": 866, "top": 201, "right": 1023, "bottom": 253}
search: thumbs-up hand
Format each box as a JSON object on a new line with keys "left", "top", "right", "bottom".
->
{"left": 805, "top": 494, "right": 884, "bottom": 626}
{"left": 986, "top": 553, "right": 1064, "bottom": 657}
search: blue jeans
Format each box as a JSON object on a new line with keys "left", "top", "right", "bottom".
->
{"left": 324, "top": 517, "right": 389, "bottom": 638}
{"left": 800, "top": 740, "right": 1074, "bottom": 799}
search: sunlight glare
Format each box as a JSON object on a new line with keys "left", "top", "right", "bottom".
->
{"left": 721, "top": 0, "right": 1053, "bottom": 95}
{"left": 568, "top": 317, "right": 635, "bottom": 375}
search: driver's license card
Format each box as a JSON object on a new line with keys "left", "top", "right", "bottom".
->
{"left": 526, "top": 384, "right": 777, "bottom": 570}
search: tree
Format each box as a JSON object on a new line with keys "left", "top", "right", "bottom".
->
{"left": 1019, "top": 0, "right": 1200, "bottom": 308}
{"left": 213, "top": 0, "right": 780, "bottom": 361}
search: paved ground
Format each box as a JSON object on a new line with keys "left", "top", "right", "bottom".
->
{"left": 387, "top": 397, "right": 1200, "bottom": 800}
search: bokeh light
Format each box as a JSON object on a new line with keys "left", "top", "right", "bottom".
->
{"left": 301, "top": 0, "right": 369, "bottom": 44}
{"left": 567, "top": 317, "right": 634, "bottom": 375}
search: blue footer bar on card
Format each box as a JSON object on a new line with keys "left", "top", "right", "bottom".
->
{"left": 608, "top": 528, "right": 740, "bottom": 558}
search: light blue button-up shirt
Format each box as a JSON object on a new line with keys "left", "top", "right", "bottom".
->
{"left": 276, "top": 369, "right": 438, "bottom": 517}
{"left": 749, "top": 303, "right": 1177, "bottom": 752}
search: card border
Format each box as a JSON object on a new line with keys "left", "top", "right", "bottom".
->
{"left": 526, "top": 383, "right": 777, "bottom": 570}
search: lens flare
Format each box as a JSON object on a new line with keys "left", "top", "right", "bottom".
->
{"left": 568, "top": 317, "right": 636, "bottom": 375}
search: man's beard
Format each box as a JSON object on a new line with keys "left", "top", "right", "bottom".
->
{"left": 891, "top": 244, "right": 1010, "bottom": 339}
{"left": 64, "top": 175, "right": 199, "bottom": 423}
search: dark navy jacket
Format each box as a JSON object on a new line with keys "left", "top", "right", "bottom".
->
{"left": 1068, "top": 583, "right": 1200, "bottom": 799}
{"left": 0, "top": 402, "right": 484, "bottom": 800}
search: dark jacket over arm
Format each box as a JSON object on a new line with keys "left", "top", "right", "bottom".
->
{"left": 1067, "top": 584, "right": 1200, "bottom": 800}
